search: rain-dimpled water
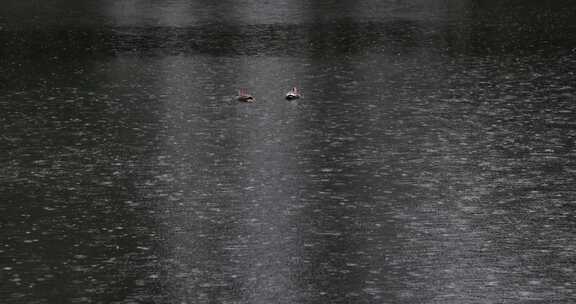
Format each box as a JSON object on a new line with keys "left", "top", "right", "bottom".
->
{"left": 1, "top": 1, "right": 575, "bottom": 303}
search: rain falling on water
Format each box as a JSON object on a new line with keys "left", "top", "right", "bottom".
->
{"left": 1, "top": 1, "right": 576, "bottom": 303}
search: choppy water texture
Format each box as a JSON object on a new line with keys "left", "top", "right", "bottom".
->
{"left": 1, "top": 1, "right": 576, "bottom": 303}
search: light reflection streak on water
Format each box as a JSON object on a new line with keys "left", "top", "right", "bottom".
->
{"left": 147, "top": 55, "right": 309, "bottom": 303}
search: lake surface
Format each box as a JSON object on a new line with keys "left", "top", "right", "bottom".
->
{"left": 1, "top": 1, "right": 576, "bottom": 303}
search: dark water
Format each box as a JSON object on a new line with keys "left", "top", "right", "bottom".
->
{"left": 1, "top": 1, "right": 576, "bottom": 303}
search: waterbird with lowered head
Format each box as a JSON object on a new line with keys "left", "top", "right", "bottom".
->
{"left": 237, "top": 88, "right": 255, "bottom": 102}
